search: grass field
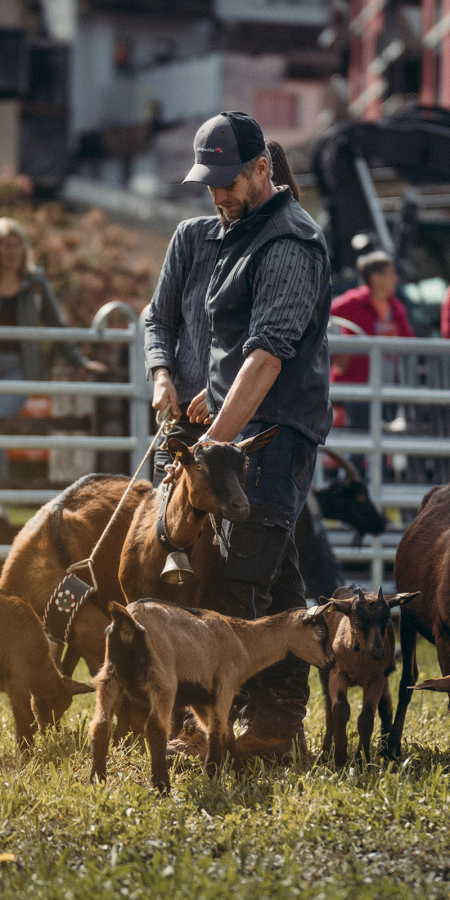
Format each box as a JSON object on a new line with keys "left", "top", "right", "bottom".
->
{"left": 1, "top": 635, "right": 450, "bottom": 900}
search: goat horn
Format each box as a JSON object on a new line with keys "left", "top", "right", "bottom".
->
{"left": 318, "top": 446, "right": 360, "bottom": 483}
{"left": 357, "top": 587, "right": 366, "bottom": 604}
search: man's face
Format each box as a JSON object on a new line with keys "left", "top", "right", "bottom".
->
{"left": 208, "top": 170, "right": 263, "bottom": 223}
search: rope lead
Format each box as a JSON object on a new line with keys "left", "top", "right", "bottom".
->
{"left": 66, "top": 405, "right": 179, "bottom": 591}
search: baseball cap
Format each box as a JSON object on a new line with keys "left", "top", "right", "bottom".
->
{"left": 183, "top": 111, "right": 266, "bottom": 187}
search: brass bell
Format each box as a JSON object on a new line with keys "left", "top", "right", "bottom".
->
{"left": 160, "top": 551, "right": 196, "bottom": 585}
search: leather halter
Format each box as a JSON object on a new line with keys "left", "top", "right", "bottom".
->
{"left": 156, "top": 483, "right": 194, "bottom": 555}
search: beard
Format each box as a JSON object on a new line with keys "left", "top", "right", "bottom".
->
{"left": 215, "top": 179, "right": 262, "bottom": 226}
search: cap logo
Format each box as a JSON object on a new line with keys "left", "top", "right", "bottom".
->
{"left": 198, "top": 147, "right": 222, "bottom": 153}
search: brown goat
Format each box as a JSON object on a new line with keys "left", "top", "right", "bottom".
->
{"left": 89, "top": 598, "right": 337, "bottom": 792}
{"left": 319, "top": 585, "right": 419, "bottom": 766}
{"left": 0, "top": 589, "right": 94, "bottom": 746}
{"left": 387, "top": 483, "right": 450, "bottom": 758}
{"left": 0, "top": 428, "right": 277, "bottom": 678}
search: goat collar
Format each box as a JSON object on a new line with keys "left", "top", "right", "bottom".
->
{"left": 156, "top": 483, "right": 195, "bottom": 555}
{"left": 43, "top": 573, "right": 96, "bottom": 644}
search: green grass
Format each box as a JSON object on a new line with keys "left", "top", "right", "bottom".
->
{"left": 1, "top": 637, "right": 450, "bottom": 899}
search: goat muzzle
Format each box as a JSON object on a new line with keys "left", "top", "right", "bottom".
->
{"left": 160, "top": 551, "right": 196, "bottom": 585}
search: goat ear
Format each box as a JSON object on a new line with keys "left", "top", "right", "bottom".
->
{"left": 385, "top": 591, "right": 420, "bottom": 609}
{"left": 305, "top": 599, "right": 342, "bottom": 622}
{"left": 167, "top": 438, "right": 194, "bottom": 466}
{"left": 62, "top": 675, "right": 95, "bottom": 696}
{"left": 410, "top": 675, "right": 450, "bottom": 692}
{"left": 235, "top": 425, "right": 279, "bottom": 455}
{"left": 319, "top": 595, "right": 355, "bottom": 616}
{"left": 109, "top": 601, "right": 140, "bottom": 643}
{"left": 331, "top": 587, "right": 356, "bottom": 600}
{"left": 301, "top": 604, "right": 327, "bottom": 625}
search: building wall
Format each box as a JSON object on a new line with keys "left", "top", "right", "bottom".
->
{"left": 222, "top": 53, "right": 328, "bottom": 149}
{"left": 215, "top": 0, "right": 329, "bottom": 27}
{"left": 70, "top": 14, "right": 217, "bottom": 137}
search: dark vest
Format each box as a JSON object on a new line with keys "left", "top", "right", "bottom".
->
{"left": 205, "top": 188, "right": 333, "bottom": 444}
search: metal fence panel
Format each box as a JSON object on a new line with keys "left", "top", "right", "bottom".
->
{"left": 1, "top": 312, "right": 450, "bottom": 590}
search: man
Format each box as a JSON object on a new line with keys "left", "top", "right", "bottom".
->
{"left": 145, "top": 111, "right": 333, "bottom": 758}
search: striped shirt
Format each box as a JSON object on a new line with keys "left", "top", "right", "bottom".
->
{"left": 145, "top": 209, "right": 323, "bottom": 405}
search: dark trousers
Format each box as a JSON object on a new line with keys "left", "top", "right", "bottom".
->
{"left": 217, "top": 422, "right": 317, "bottom": 715}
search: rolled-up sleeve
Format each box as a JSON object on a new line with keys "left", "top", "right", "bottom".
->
{"left": 243, "top": 239, "right": 323, "bottom": 360}
{"left": 144, "top": 227, "right": 187, "bottom": 378}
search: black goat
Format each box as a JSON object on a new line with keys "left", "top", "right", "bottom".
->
{"left": 295, "top": 448, "right": 387, "bottom": 601}
{"left": 315, "top": 448, "right": 387, "bottom": 541}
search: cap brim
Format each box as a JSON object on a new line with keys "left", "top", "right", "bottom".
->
{"left": 182, "top": 161, "right": 243, "bottom": 187}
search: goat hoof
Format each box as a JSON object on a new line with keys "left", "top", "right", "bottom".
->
{"left": 90, "top": 768, "right": 106, "bottom": 784}
{"left": 154, "top": 779, "right": 171, "bottom": 795}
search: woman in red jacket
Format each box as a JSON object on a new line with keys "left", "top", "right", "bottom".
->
{"left": 330, "top": 251, "right": 414, "bottom": 473}
{"left": 440, "top": 286, "right": 450, "bottom": 338}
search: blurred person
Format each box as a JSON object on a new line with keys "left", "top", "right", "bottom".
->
{"left": 440, "top": 285, "right": 450, "bottom": 338}
{"left": 0, "top": 217, "right": 106, "bottom": 483}
{"left": 330, "top": 250, "right": 414, "bottom": 474}
{"left": 146, "top": 111, "right": 332, "bottom": 760}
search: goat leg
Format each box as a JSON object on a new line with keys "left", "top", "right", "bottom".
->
{"left": 113, "top": 695, "right": 133, "bottom": 746}
{"left": 319, "top": 670, "right": 334, "bottom": 757}
{"left": 356, "top": 701, "right": 376, "bottom": 764}
{"left": 9, "top": 686, "right": 38, "bottom": 748}
{"left": 61, "top": 644, "right": 82, "bottom": 678}
{"left": 145, "top": 711, "right": 171, "bottom": 794}
{"left": 332, "top": 690, "right": 351, "bottom": 767}
{"left": 378, "top": 680, "right": 393, "bottom": 752}
{"left": 387, "top": 616, "right": 418, "bottom": 758}
{"left": 89, "top": 666, "right": 119, "bottom": 782}
{"left": 205, "top": 716, "right": 225, "bottom": 776}
{"left": 434, "top": 626, "right": 450, "bottom": 711}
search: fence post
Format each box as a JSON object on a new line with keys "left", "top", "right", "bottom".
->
{"left": 135, "top": 305, "right": 152, "bottom": 480}
{"left": 369, "top": 343, "right": 384, "bottom": 589}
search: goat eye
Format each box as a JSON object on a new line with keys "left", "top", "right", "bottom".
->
{"left": 316, "top": 628, "right": 324, "bottom": 637}
{"left": 194, "top": 464, "right": 203, "bottom": 470}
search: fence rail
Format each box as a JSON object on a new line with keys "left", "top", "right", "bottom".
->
{"left": 0, "top": 310, "right": 450, "bottom": 590}
{"left": 326, "top": 333, "right": 450, "bottom": 587}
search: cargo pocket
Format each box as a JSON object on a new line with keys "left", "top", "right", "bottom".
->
{"left": 224, "top": 518, "right": 290, "bottom": 586}
{"left": 291, "top": 438, "right": 317, "bottom": 493}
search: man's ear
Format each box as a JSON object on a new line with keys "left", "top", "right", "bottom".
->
{"left": 235, "top": 425, "right": 279, "bottom": 455}
{"left": 167, "top": 438, "right": 194, "bottom": 466}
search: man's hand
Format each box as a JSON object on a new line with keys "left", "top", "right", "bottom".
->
{"left": 152, "top": 367, "right": 181, "bottom": 418}
{"left": 187, "top": 388, "right": 211, "bottom": 424}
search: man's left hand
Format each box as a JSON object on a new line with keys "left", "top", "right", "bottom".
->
{"left": 187, "top": 388, "right": 211, "bottom": 424}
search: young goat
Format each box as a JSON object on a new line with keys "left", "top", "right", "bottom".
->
{"left": 90, "top": 599, "right": 337, "bottom": 793}
{"left": 319, "top": 585, "right": 419, "bottom": 766}
{"left": 0, "top": 590, "right": 94, "bottom": 747}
